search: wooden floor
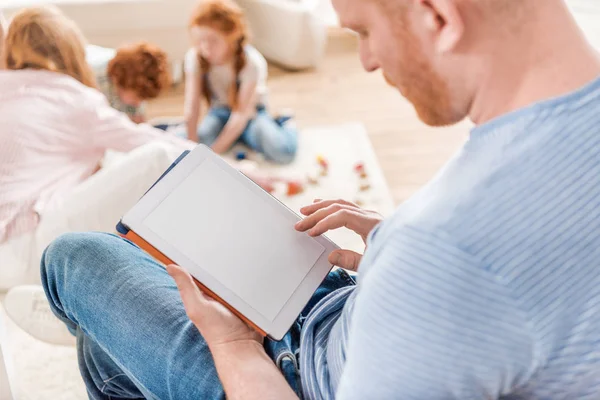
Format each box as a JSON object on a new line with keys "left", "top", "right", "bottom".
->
{"left": 147, "top": 30, "right": 470, "bottom": 205}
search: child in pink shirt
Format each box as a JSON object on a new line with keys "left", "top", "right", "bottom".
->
{"left": 0, "top": 7, "right": 192, "bottom": 245}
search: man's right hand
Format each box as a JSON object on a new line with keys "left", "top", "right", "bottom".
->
{"left": 295, "top": 199, "right": 383, "bottom": 271}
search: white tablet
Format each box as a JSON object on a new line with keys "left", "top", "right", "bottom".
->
{"left": 121, "top": 145, "right": 339, "bottom": 340}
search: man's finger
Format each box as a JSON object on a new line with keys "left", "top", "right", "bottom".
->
{"left": 166, "top": 264, "right": 208, "bottom": 321}
{"left": 300, "top": 199, "right": 358, "bottom": 216}
{"left": 307, "top": 209, "right": 364, "bottom": 237}
{"left": 329, "top": 250, "right": 362, "bottom": 271}
{"left": 296, "top": 203, "right": 357, "bottom": 232}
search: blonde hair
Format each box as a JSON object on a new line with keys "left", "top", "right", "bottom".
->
{"left": 2, "top": 6, "right": 96, "bottom": 88}
{"left": 189, "top": 0, "right": 248, "bottom": 110}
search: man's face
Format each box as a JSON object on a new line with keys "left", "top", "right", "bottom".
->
{"left": 333, "top": 0, "right": 467, "bottom": 126}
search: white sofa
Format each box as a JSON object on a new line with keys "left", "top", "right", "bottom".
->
{"left": 3, "top": 0, "right": 328, "bottom": 70}
{"left": 237, "top": 0, "right": 327, "bottom": 69}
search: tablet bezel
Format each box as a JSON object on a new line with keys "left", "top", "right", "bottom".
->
{"left": 122, "top": 145, "right": 338, "bottom": 340}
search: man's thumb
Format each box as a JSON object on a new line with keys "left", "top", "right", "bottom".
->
{"left": 329, "top": 250, "right": 362, "bottom": 271}
{"left": 167, "top": 264, "right": 206, "bottom": 306}
{"left": 167, "top": 264, "right": 190, "bottom": 284}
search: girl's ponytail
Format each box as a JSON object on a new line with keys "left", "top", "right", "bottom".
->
{"left": 228, "top": 35, "right": 247, "bottom": 110}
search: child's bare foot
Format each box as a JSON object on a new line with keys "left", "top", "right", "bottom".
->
{"left": 235, "top": 160, "right": 299, "bottom": 194}
{"left": 242, "top": 169, "right": 298, "bottom": 194}
{"left": 238, "top": 167, "right": 277, "bottom": 193}
{"left": 250, "top": 172, "right": 277, "bottom": 193}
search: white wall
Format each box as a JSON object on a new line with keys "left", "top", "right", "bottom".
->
{"left": 3, "top": 0, "right": 195, "bottom": 61}
{"left": 569, "top": 0, "right": 600, "bottom": 49}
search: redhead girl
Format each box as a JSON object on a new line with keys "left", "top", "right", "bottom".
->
{"left": 184, "top": 0, "right": 298, "bottom": 164}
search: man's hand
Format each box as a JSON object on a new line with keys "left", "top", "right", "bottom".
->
{"left": 168, "top": 264, "right": 298, "bottom": 400}
{"left": 166, "top": 264, "right": 262, "bottom": 350}
{"left": 295, "top": 199, "right": 383, "bottom": 271}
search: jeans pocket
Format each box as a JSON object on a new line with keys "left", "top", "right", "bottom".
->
{"left": 337, "top": 268, "right": 357, "bottom": 286}
{"left": 100, "top": 373, "right": 139, "bottom": 398}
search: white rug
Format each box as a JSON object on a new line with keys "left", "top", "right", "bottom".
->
{"left": 2, "top": 122, "right": 394, "bottom": 400}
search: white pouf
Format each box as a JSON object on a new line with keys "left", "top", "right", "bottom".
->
{"left": 0, "top": 308, "right": 16, "bottom": 400}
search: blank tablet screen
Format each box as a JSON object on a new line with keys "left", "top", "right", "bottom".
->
{"left": 143, "top": 158, "right": 325, "bottom": 321}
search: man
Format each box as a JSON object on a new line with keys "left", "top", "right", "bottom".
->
{"left": 8, "top": 0, "right": 600, "bottom": 398}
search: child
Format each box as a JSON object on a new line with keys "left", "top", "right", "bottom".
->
{"left": 87, "top": 42, "right": 171, "bottom": 123}
{"left": 184, "top": 0, "right": 298, "bottom": 164}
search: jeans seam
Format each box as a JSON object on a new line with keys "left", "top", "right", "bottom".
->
{"left": 338, "top": 269, "right": 356, "bottom": 286}
{"left": 101, "top": 373, "right": 128, "bottom": 392}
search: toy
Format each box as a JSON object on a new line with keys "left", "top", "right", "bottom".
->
{"left": 307, "top": 174, "right": 319, "bottom": 185}
{"left": 316, "top": 155, "right": 328, "bottom": 169}
{"left": 286, "top": 181, "right": 304, "bottom": 196}
{"left": 354, "top": 162, "right": 368, "bottom": 178}
{"left": 235, "top": 151, "right": 247, "bottom": 161}
{"left": 316, "top": 155, "right": 329, "bottom": 176}
{"left": 359, "top": 183, "right": 371, "bottom": 192}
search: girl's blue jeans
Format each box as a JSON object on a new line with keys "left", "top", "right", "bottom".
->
{"left": 196, "top": 106, "right": 298, "bottom": 164}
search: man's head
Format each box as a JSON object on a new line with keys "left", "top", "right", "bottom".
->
{"left": 332, "top": 0, "right": 531, "bottom": 126}
{"left": 107, "top": 42, "right": 171, "bottom": 107}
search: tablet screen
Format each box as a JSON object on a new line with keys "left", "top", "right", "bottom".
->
{"left": 143, "top": 159, "right": 325, "bottom": 321}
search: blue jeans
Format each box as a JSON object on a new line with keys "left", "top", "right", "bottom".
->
{"left": 41, "top": 232, "right": 355, "bottom": 399}
{"left": 197, "top": 107, "right": 298, "bottom": 164}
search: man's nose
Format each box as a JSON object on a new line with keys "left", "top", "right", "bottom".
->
{"left": 359, "top": 43, "right": 380, "bottom": 72}
{"left": 363, "top": 59, "right": 380, "bottom": 73}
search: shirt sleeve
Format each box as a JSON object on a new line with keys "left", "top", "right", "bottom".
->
{"left": 84, "top": 91, "right": 194, "bottom": 153}
{"left": 239, "top": 47, "right": 267, "bottom": 86}
{"left": 184, "top": 48, "right": 200, "bottom": 76}
{"left": 336, "top": 225, "right": 537, "bottom": 400}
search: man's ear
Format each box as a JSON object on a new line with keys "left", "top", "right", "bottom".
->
{"left": 417, "top": 0, "right": 464, "bottom": 53}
